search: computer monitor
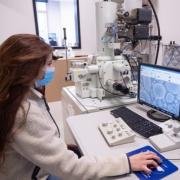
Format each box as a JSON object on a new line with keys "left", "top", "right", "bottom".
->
{"left": 138, "top": 63, "right": 180, "bottom": 121}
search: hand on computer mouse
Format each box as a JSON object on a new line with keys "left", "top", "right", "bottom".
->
{"left": 129, "top": 151, "right": 161, "bottom": 174}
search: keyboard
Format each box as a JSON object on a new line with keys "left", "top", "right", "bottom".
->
{"left": 111, "top": 107, "right": 163, "bottom": 138}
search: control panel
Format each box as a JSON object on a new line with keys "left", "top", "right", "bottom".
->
{"left": 149, "top": 120, "right": 180, "bottom": 152}
{"left": 98, "top": 118, "right": 135, "bottom": 146}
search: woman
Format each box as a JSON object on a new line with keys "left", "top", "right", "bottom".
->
{"left": 0, "top": 34, "right": 160, "bottom": 180}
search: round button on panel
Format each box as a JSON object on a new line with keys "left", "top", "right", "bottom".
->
{"left": 120, "top": 124, "right": 125, "bottom": 129}
{"left": 118, "top": 133, "right": 122, "bottom": 136}
{"left": 111, "top": 135, "right": 116, "bottom": 139}
{"left": 167, "top": 124, "right": 173, "bottom": 128}
{"left": 102, "top": 122, "right": 108, "bottom": 127}
{"left": 107, "top": 127, "right": 113, "bottom": 134}
{"left": 113, "top": 124, "right": 118, "bottom": 128}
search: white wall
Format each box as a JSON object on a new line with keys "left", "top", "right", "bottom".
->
{"left": 156, "top": 0, "right": 180, "bottom": 44}
{"left": 0, "top": 0, "right": 36, "bottom": 43}
{"left": 149, "top": 0, "right": 180, "bottom": 64}
{"left": 0, "top": 0, "right": 98, "bottom": 55}
{"left": 75, "top": 0, "right": 98, "bottom": 55}
{"left": 1, "top": 0, "right": 180, "bottom": 57}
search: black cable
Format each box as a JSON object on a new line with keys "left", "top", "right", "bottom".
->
{"left": 98, "top": 72, "right": 130, "bottom": 97}
{"left": 131, "top": 58, "right": 139, "bottom": 81}
{"left": 147, "top": 0, "right": 161, "bottom": 65}
{"left": 127, "top": 56, "right": 139, "bottom": 81}
{"left": 63, "top": 28, "right": 69, "bottom": 75}
{"left": 131, "top": 58, "right": 139, "bottom": 68}
{"left": 124, "top": 55, "right": 137, "bottom": 81}
{"left": 127, "top": 61, "right": 136, "bottom": 81}
{"left": 120, "top": 71, "right": 127, "bottom": 88}
{"left": 98, "top": 73, "right": 121, "bottom": 96}
{"left": 42, "top": 96, "right": 61, "bottom": 138}
{"left": 31, "top": 166, "right": 40, "bottom": 180}
{"left": 65, "top": 44, "right": 69, "bottom": 75}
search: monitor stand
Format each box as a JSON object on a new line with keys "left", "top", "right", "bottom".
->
{"left": 147, "top": 109, "right": 170, "bottom": 122}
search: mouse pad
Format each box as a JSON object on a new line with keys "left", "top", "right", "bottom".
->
{"left": 127, "top": 146, "right": 178, "bottom": 179}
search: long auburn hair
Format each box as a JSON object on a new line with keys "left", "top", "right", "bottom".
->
{"left": 0, "top": 34, "right": 52, "bottom": 164}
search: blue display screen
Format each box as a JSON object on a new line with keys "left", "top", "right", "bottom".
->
{"left": 138, "top": 64, "right": 180, "bottom": 119}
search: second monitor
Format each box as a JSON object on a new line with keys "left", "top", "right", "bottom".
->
{"left": 138, "top": 63, "right": 180, "bottom": 122}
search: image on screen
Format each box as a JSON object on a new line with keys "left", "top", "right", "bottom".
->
{"left": 138, "top": 63, "right": 180, "bottom": 119}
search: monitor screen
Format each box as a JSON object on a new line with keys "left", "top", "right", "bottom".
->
{"left": 138, "top": 63, "right": 180, "bottom": 120}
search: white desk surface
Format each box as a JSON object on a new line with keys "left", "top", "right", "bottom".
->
{"left": 64, "top": 86, "right": 137, "bottom": 113}
{"left": 67, "top": 104, "right": 180, "bottom": 179}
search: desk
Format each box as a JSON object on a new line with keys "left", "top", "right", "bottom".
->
{"left": 62, "top": 86, "right": 137, "bottom": 114}
{"left": 67, "top": 103, "right": 180, "bottom": 179}
{"left": 61, "top": 86, "right": 136, "bottom": 144}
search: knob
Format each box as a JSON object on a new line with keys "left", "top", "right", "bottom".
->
{"left": 173, "top": 126, "right": 180, "bottom": 136}
{"left": 107, "top": 128, "right": 113, "bottom": 134}
{"left": 102, "top": 122, "right": 108, "bottom": 127}
{"left": 118, "top": 133, "right": 122, "bottom": 136}
{"left": 167, "top": 124, "right": 172, "bottom": 128}
{"left": 113, "top": 124, "right": 117, "bottom": 128}
{"left": 111, "top": 135, "right": 116, "bottom": 139}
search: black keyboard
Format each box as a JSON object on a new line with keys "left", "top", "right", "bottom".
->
{"left": 111, "top": 106, "right": 163, "bottom": 138}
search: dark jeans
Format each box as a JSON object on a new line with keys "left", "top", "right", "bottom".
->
{"left": 47, "top": 175, "right": 61, "bottom": 180}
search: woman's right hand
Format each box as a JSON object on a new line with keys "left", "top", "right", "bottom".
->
{"left": 129, "top": 151, "right": 161, "bottom": 174}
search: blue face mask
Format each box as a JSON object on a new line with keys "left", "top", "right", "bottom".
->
{"left": 36, "top": 67, "right": 55, "bottom": 87}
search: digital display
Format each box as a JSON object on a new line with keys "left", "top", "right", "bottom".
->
{"left": 138, "top": 63, "right": 180, "bottom": 119}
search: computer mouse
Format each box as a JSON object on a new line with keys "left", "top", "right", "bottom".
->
{"left": 154, "top": 158, "right": 163, "bottom": 165}
{"left": 147, "top": 158, "right": 163, "bottom": 169}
